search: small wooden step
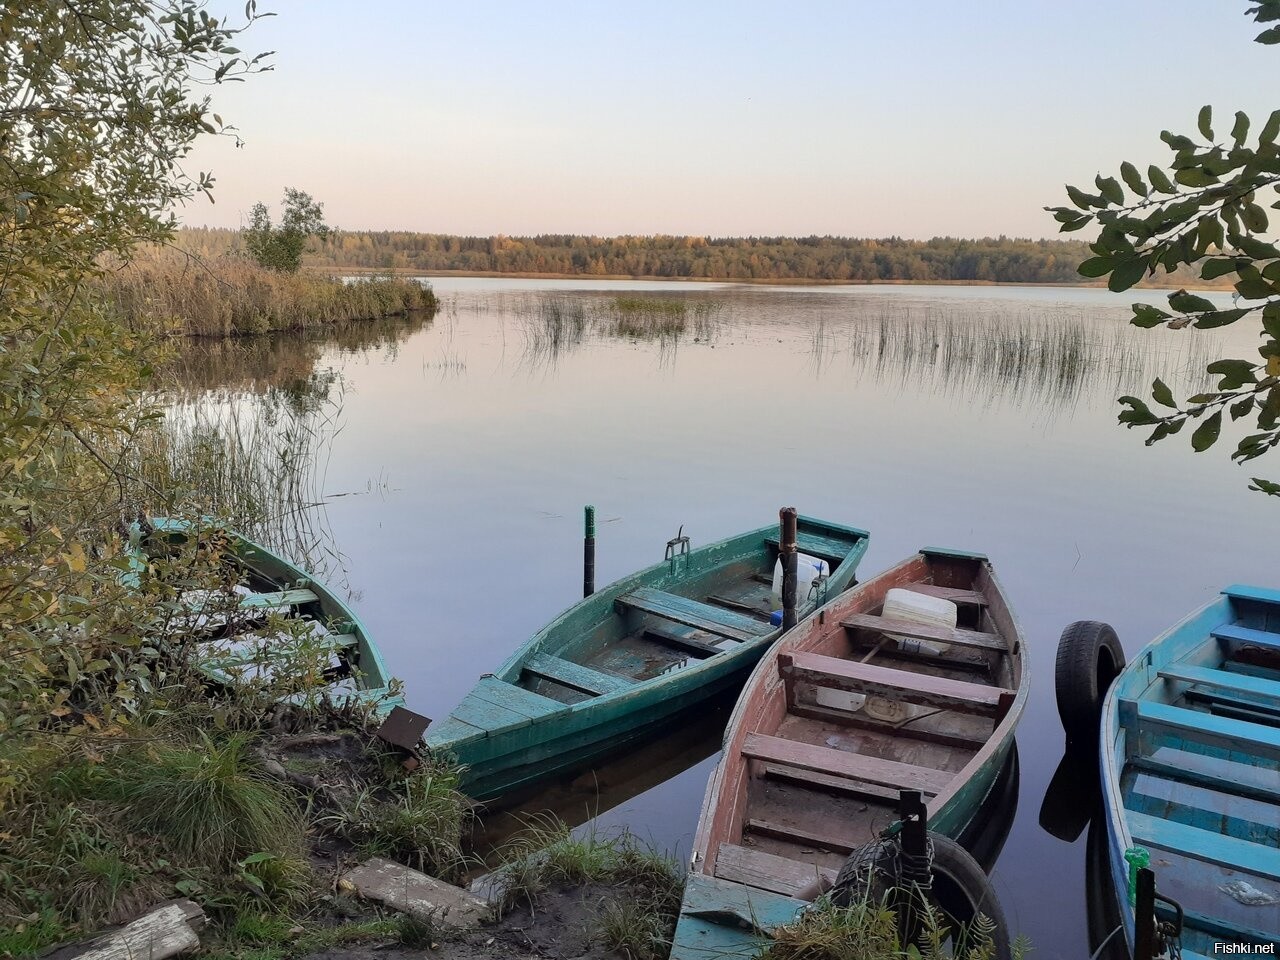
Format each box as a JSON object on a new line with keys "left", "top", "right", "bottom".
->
{"left": 841, "top": 613, "right": 1007, "bottom": 653}
{"left": 523, "top": 653, "right": 634, "bottom": 696}
{"left": 713, "top": 842, "right": 837, "bottom": 897}
{"left": 1212, "top": 622, "right": 1280, "bottom": 652}
{"left": 779, "top": 651, "right": 1012, "bottom": 718}
{"left": 903, "top": 583, "right": 987, "bottom": 607}
{"left": 1127, "top": 810, "right": 1280, "bottom": 880}
{"left": 744, "top": 817, "right": 857, "bottom": 853}
{"left": 618, "top": 587, "right": 772, "bottom": 643}
{"left": 741, "top": 732, "right": 952, "bottom": 795}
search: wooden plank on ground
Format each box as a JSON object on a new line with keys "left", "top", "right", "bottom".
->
{"left": 902, "top": 583, "right": 987, "bottom": 606}
{"left": 741, "top": 732, "right": 953, "bottom": 795}
{"left": 1127, "top": 811, "right": 1280, "bottom": 880}
{"left": 619, "top": 587, "right": 772, "bottom": 643}
{"left": 340, "top": 857, "right": 492, "bottom": 928}
{"left": 65, "top": 901, "right": 203, "bottom": 960}
{"left": 713, "top": 843, "right": 837, "bottom": 897}
{"left": 780, "top": 651, "right": 1010, "bottom": 717}
{"left": 524, "top": 653, "right": 633, "bottom": 696}
{"left": 841, "top": 613, "right": 1006, "bottom": 653}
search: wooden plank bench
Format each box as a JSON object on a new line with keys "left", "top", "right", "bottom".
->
{"left": 642, "top": 623, "right": 723, "bottom": 658}
{"left": 760, "top": 762, "right": 934, "bottom": 801}
{"left": 744, "top": 817, "right": 858, "bottom": 854}
{"left": 470, "top": 676, "right": 562, "bottom": 720}
{"left": 1127, "top": 699, "right": 1280, "bottom": 763}
{"left": 1158, "top": 662, "right": 1280, "bottom": 703}
{"left": 841, "top": 612, "right": 1007, "bottom": 653}
{"left": 524, "top": 653, "right": 634, "bottom": 697}
{"left": 713, "top": 842, "right": 837, "bottom": 898}
{"left": 1131, "top": 755, "right": 1280, "bottom": 807}
{"left": 765, "top": 531, "right": 855, "bottom": 566}
{"left": 741, "top": 732, "right": 953, "bottom": 795}
{"left": 779, "top": 651, "right": 1012, "bottom": 718}
{"left": 1211, "top": 622, "right": 1280, "bottom": 652}
{"left": 1128, "top": 810, "right": 1280, "bottom": 880}
{"left": 240, "top": 588, "right": 320, "bottom": 609}
{"left": 618, "top": 587, "right": 772, "bottom": 643}
{"left": 902, "top": 583, "right": 987, "bottom": 607}
{"left": 1224, "top": 584, "right": 1280, "bottom": 607}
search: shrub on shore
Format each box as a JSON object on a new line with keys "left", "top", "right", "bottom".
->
{"left": 98, "top": 248, "right": 438, "bottom": 337}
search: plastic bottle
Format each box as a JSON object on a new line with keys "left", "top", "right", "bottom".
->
{"left": 1124, "top": 846, "right": 1150, "bottom": 906}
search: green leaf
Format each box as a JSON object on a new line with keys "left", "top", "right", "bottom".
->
{"left": 1169, "top": 290, "right": 1217, "bottom": 313}
{"left": 1232, "top": 111, "right": 1251, "bottom": 147}
{"left": 1198, "top": 105, "right": 1214, "bottom": 141}
{"left": 1233, "top": 234, "right": 1280, "bottom": 259}
{"left": 1174, "top": 167, "right": 1219, "bottom": 187}
{"left": 1256, "top": 24, "right": 1280, "bottom": 43}
{"left": 1066, "top": 185, "right": 1102, "bottom": 210}
{"left": 1109, "top": 256, "right": 1147, "bottom": 292}
{"left": 1162, "top": 130, "right": 1196, "bottom": 151}
{"left": 1242, "top": 202, "right": 1270, "bottom": 232}
{"left": 1148, "top": 165, "right": 1176, "bottom": 194}
{"left": 1235, "top": 265, "right": 1278, "bottom": 300}
{"left": 1201, "top": 257, "right": 1245, "bottom": 280}
{"left": 1194, "top": 307, "right": 1251, "bottom": 328}
{"left": 1152, "top": 378, "right": 1176, "bottom": 407}
{"left": 1120, "top": 161, "right": 1148, "bottom": 197}
{"left": 1207, "top": 358, "right": 1260, "bottom": 388}
{"left": 1261, "top": 109, "right": 1280, "bottom": 146}
{"left": 1263, "top": 303, "right": 1280, "bottom": 339}
{"left": 1077, "top": 256, "right": 1115, "bottom": 278}
{"left": 1232, "top": 396, "right": 1257, "bottom": 420}
{"left": 1118, "top": 395, "right": 1158, "bottom": 427}
{"left": 1131, "top": 303, "right": 1172, "bottom": 327}
{"left": 1096, "top": 175, "right": 1124, "bottom": 206}
{"left": 1192, "top": 410, "right": 1223, "bottom": 451}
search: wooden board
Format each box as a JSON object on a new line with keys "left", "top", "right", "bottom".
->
{"left": 642, "top": 624, "right": 722, "bottom": 658}
{"left": 472, "top": 676, "right": 562, "bottom": 719}
{"left": 524, "top": 653, "right": 633, "bottom": 696}
{"left": 1223, "top": 584, "right": 1280, "bottom": 607}
{"left": 241, "top": 588, "right": 319, "bottom": 609}
{"left": 787, "top": 701, "right": 991, "bottom": 751}
{"left": 744, "top": 817, "right": 857, "bottom": 853}
{"left": 1131, "top": 755, "right": 1280, "bottom": 807}
{"left": 619, "top": 587, "right": 772, "bottom": 643}
{"left": 340, "top": 857, "right": 491, "bottom": 928}
{"left": 1127, "top": 811, "right": 1280, "bottom": 880}
{"left": 69, "top": 902, "right": 202, "bottom": 960}
{"left": 780, "top": 651, "right": 1010, "bottom": 717}
{"left": 902, "top": 583, "right": 987, "bottom": 606}
{"left": 1160, "top": 662, "right": 1280, "bottom": 701}
{"left": 741, "top": 732, "right": 953, "bottom": 795}
{"left": 840, "top": 613, "right": 1007, "bottom": 652}
{"left": 1213, "top": 623, "right": 1280, "bottom": 652}
{"left": 765, "top": 531, "right": 856, "bottom": 565}
{"left": 761, "top": 762, "right": 926, "bottom": 801}
{"left": 1130, "top": 699, "right": 1280, "bottom": 762}
{"left": 713, "top": 842, "right": 837, "bottom": 897}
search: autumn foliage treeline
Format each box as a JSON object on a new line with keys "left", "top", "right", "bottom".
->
{"left": 178, "top": 228, "right": 1099, "bottom": 284}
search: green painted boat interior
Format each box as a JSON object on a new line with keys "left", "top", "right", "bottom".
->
{"left": 428, "top": 516, "right": 869, "bottom": 766}
{"left": 146, "top": 518, "right": 403, "bottom": 715}
{"left": 1111, "top": 587, "right": 1280, "bottom": 953}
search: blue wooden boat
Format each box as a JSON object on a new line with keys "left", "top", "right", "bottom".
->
{"left": 1098, "top": 585, "right": 1280, "bottom": 956}
{"left": 143, "top": 517, "right": 404, "bottom": 716}
{"left": 427, "top": 516, "right": 870, "bottom": 802}
{"left": 671, "top": 549, "right": 1027, "bottom": 958}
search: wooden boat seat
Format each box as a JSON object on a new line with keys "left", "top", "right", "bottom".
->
{"left": 1123, "top": 699, "right": 1280, "bottom": 763}
{"left": 617, "top": 587, "right": 772, "bottom": 643}
{"left": 448, "top": 676, "right": 562, "bottom": 730}
{"left": 642, "top": 623, "right": 721, "bottom": 658}
{"left": 840, "top": 612, "right": 1007, "bottom": 652}
{"left": 761, "top": 762, "right": 910, "bottom": 804}
{"left": 241, "top": 588, "right": 320, "bottom": 609}
{"left": 1127, "top": 810, "right": 1280, "bottom": 879}
{"left": 524, "top": 653, "right": 634, "bottom": 696}
{"left": 904, "top": 583, "right": 987, "bottom": 607}
{"left": 713, "top": 842, "right": 837, "bottom": 897}
{"left": 744, "top": 817, "right": 857, "bottom": 853}
{"left": 1224, "top": 583, "right": 1280, "bottom": 606}
{"left": 1131, "top": 755, "right": 1279, "bottom": 806}
{"left": 1158, "top": 662, "right": 1280, "bottom": 702}
{"left": 764, "top": 531, "right": 853, "bottom": 566}
{"left": 779, "top": 651, "right": 1012, "bottom": 718}
{"left": 1211, "top": 622, "right": 1280, "bottom": 652}
{"left": 741, "top": 732, "right": 952, "bottom": 795}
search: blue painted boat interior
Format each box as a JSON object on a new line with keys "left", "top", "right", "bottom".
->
{"left": 1107, "top": 586, "right": 1280, "bottom": 955}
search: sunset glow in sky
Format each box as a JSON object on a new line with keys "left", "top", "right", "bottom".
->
{"left": 184, "top": 1, "right": 1277, "bottom": 239}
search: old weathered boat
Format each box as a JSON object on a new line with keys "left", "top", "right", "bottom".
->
{"left": 427, "top": 515, "right": 870, "bottom": 801}
{"left": 1093, "top": 585, "right": 1280, "bottom": 957}
{"left": 143, "top": 517, "right": 403, "bottom": 715}
{"left": 672, "top": 548, "right": 1027, "bottom": 957}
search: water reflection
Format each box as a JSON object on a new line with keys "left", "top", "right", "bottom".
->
{"left": 1038, "top": 744, "right": 1099, "bottom": 844}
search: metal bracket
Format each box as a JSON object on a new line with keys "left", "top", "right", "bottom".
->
{"left": 665, "top": 525, "right": 691, "bottom": 573}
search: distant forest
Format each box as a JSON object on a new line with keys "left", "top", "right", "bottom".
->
{"left": 173, "top": 228, "right": 1209, "bottom": 286}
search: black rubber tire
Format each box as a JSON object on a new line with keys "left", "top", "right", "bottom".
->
{"left": 928, "top": 833, "right": 1012, "bottom": 960}
{"left": 1055, "top": 620, "right": 1125, "bottom": 745}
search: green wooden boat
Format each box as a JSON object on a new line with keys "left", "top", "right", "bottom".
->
{"left": 427, "top": 515, "right": 870, "bottom": 802}
{"left": 672, "top": 549, "right": 1027, "bottom": 958}
{"left": 143, "top": 517, "right": 403, "bottom": 716}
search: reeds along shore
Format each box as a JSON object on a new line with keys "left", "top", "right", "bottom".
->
{"left": 97, "top": 248, "right": 438, "bottom": 337}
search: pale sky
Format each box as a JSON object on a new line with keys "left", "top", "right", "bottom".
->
{"left": 182, "top": 1, "right": 1277, "bottom": 239}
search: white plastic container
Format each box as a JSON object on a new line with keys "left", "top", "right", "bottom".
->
{"left": 882, "top": 588, "right": 957, "bottom": 656}
{"left": 771, "top": 552, "right": 831, "bottom": 606}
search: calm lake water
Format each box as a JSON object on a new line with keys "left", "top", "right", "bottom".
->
{"left": 177, "top": 279, "right": 1270, "bottom": 957}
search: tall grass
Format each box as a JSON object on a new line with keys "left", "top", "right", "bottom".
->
{"left": 97, "top": 247, "right": 437, "bottom": 337}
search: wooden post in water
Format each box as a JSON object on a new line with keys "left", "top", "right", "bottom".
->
{"left": 583, "top": 505, "right": 596, "bottom": 598}
{"left": 779, "top": 507, "right": 798, "bottom": 629}
{"left": 895, "top": 789, "right": 929, "bottom": 950}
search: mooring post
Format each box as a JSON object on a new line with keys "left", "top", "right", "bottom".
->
{"left": 1133, "top": 867, "right": 1156, "bottom": 960}
{"left": 896, "top": 789, "right": 929, "bottom": 951}
{"left": 583, "top": 505, "right": 596, "bottom": 598}
{"left": 780, "top": 507, "right": 798, "bottom": 629}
